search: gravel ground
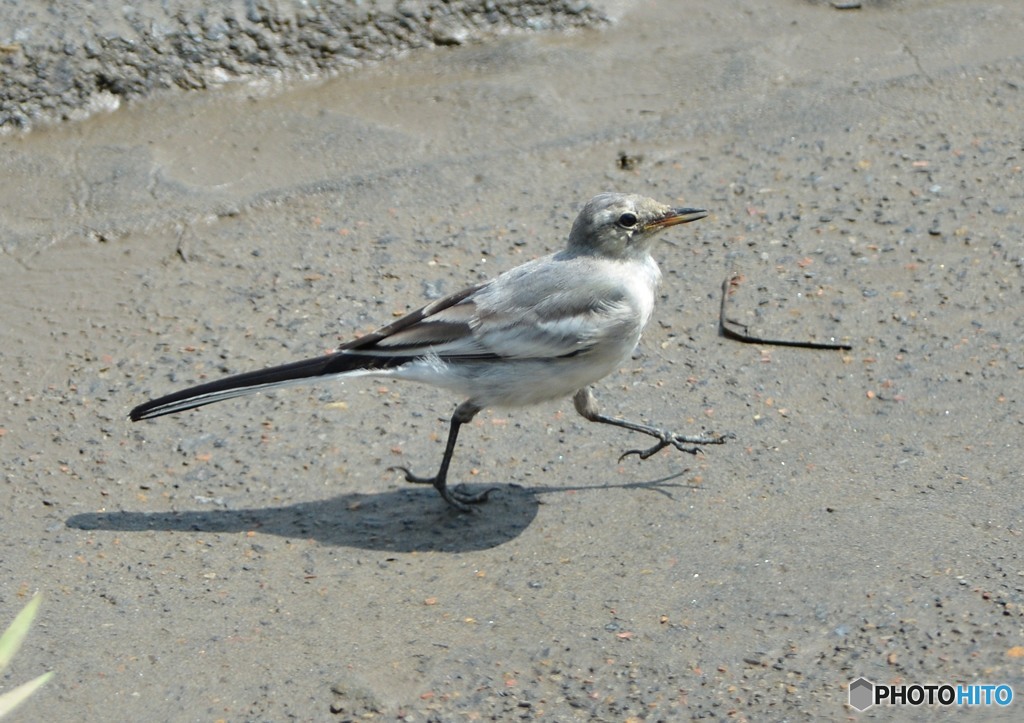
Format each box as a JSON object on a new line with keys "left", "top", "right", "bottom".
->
{"left": 2, "top": 0, "right": 1023, "bottom": 720}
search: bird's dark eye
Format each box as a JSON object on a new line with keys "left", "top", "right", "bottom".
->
{"left": 617, "top": 212, "right": 638, "bottom": 228}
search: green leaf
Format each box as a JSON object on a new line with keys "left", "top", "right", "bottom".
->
{"left": 0, "top": 594, "right": 43, "bottom": 672}
{"left": 0, "top": 594, "right": 52, "bottom": 718}
{"left": 0, "top": 671, "right": 53, "bottom": 718}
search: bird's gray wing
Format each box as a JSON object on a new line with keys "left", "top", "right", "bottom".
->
{"left": 340, "top": 281, "right": 495, "bottom": 359}
{"left": 471, "top": 279, "right": 636, "bottom": 360}
{"left": 346, "top": 258, "right": 637, "bottom": 361}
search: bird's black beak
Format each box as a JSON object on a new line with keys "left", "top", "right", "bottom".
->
{"left": 645, "top": 207, "right": 708, "bottom": 231}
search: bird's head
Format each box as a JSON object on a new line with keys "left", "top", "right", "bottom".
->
{"left": 567, "top": 192, "right": 707, "bottom": 259}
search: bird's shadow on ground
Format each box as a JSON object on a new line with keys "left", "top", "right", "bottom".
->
{"left": 65, "top": 472, "right": 696, "bottom": 553}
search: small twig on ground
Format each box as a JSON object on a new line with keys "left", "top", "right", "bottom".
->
{"left": 719, "top": 273, "right": 852, "bottom": 351}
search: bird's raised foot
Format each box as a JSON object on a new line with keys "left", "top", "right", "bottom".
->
{"left": 617, "top": 431, "right": 732, "bottom": 463}
{"left": 388, "top": 466, "right": 498, "bottom": 512}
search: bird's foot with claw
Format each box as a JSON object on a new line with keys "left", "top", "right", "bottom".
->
{"left": 618, "top": 431, "right": 733, "bottom": 463}
{"left": 388, "top": 466, "right": 497, "bottom": 512}
{"left": 445, "top": 484, "right": 498, "bottom": 512}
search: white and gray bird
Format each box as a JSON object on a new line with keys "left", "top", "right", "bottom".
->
{"left": 130, "top": 193, "right": 728, "bottom": 510}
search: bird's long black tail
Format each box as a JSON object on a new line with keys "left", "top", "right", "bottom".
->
{"left": 129, "top": 351, "right": 413, "bottom": 421}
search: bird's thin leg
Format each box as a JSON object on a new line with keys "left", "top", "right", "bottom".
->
{"left": 573, "top": 387, "right": 731, "bottom": 462}
{"left": 389, "top": 400, "right": 497, "bottom": 511}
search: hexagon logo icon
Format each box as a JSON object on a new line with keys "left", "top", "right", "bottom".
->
{"left": 849, "top": 677, "right": 874, "bottom": 711}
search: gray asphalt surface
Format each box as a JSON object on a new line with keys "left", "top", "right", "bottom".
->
{"left": 2, "top": 0, "right": 1023, "bottom": 720}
